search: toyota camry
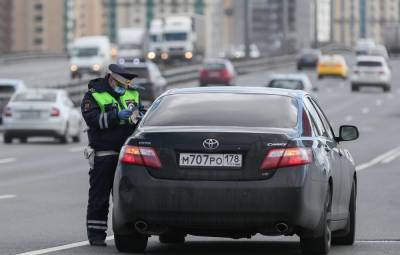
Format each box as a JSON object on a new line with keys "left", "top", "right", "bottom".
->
{"left": 112, "top": 87, "right": 359, "bottom": 254}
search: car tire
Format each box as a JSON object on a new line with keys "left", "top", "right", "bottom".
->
{"left": 159, "top": 232, "right": 186, "bottom": 244}
{"left": 300, "top": 187, "right": 331, "bottom": 255}
{"left": 297, "top": 66, "right": 302, "bottom": 71}
{"left": 4, "top": 134, "right": 12, "bottom": 144}
{"left": 318, "top": 75, "right": 323, "bottom": 80}
{"left": 59, "top": 123, "right": 69, "bottom": 144}
{"left": 20, "top": 137, "right": 27, "bottom": 143}
{"left": 72, "top": 134, "right": 80, "bottom": 143}
{"left": 332, "top": 180, "right": 356, "bottom": 245}
{"left": 351, "top": 84, "right": 359, "bottom": 92}
{"left": 114, "top": 232, "right": 148, "bottom": 253}
{"left": 383, "top": 86, "right": 391, "bottom": 92}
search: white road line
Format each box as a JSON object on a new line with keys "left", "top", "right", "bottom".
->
{"left": 68, "top": 146, "right": 85, "bottom": 153}
{"left": 361, "top": 107, "right": 370, "bottom": 114}
{"left": 356, "top": 146, "right": 400, "bottom": 171}
{"left": 0, "top": 157, "right": 16, "bottom": 164}
{"left": 0, "top": 194, "right": 16, "bottom": 200}
{"left": 15, "top": 235, "right": 114, "bottom": 255}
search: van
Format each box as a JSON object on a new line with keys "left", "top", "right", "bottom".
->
{"left": 69, "top": 36, "right": 112, "bottom": 79}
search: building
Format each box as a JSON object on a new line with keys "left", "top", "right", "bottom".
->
{"left": 333, "top": 0, "right": 399, "bottom": 46}
{"left": 73, "top": 0, "right": 107, "bottom": 39}
{"left": 12, "top": 0, "right": 65, "bottom": 53}
{"left": 316, "top": 0, "right": 331, "bottom": 44}
{"left": 0, "top": 0, "right": 13, "bottom": 53}
{"left": 250, "top": 0, "right": 315, "bottom": 54}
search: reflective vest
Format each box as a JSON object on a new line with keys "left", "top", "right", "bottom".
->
{"left": 91, "top": 90, "right": 140, "bottom": 123}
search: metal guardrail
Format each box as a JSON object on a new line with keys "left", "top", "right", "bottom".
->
{"left": 47, "top": 55, "right": 296, "bottom": 105}
{"left": 0, "top": 52, "right": 68, "bottom": 64}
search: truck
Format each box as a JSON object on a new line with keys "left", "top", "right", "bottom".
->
{"left": 382, "top": 24, "right": 400, "bottom": 55}
{"left": 69, "top": 36, "right": 112, "bottom": 79}
{"left": 117, "top": 27, "right": 147, "bottom": 63}
{"left": 160, "top": 15, "right": 205, "bottom": 62}
{"left": 147, "top": 19, "right": 164, "bottom": 62}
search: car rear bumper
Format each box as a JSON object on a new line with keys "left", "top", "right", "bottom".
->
{"left": 3, "top": 120, "right": 65, "bottom": 136}
{"left": 113, "top": 165, "right": 327, "bottom": 236}
{"left": 318, "top": 68, "right": 346, "bottom": 77}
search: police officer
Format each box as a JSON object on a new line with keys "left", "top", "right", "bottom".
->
{"left": 81, "top": 64, "right": 142, "bottom": 246}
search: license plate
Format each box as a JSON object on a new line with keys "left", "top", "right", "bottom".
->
{"left": 19, "top": 111, "right": 41, "bottom": 119}
{"left": 179, "top": 153, "right": 242, "bottom": 168}
{"left": 208, "top": 72, "right": 221, "bottom": 78}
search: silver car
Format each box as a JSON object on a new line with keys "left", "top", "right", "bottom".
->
{"left": 3, "top": 89, "right": 81, "bottom": 144}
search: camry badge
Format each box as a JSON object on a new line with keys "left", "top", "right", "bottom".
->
{"left": 203, "top": 139, "right": 220, "bottom": 150}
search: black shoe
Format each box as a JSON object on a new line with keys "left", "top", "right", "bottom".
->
{"left": 89, "top": 239, "right": 107, "bottom": 246}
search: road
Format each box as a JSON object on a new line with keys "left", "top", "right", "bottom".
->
{"left": 1, "top": 57, "right": 400, "bottom": 254}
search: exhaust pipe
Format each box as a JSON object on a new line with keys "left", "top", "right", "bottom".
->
{"left": 275, "top": 222, "right": 289, "bottom": 234}
{"left": 134, "top": 220, "right": 148, "bottom": 233}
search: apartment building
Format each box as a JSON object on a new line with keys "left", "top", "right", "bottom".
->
{"left": 0, "top": 0, "right": 13, "bottom": 53}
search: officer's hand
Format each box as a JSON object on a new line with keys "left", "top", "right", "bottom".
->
{"left": 118, "top": 109, "right": 133, "bottom": 120}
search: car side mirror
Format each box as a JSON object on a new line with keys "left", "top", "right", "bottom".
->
{"left": 337, "top": 125, "right": 359, "bottom": 142}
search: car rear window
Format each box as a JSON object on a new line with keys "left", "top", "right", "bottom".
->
{"left": 143, "top": 93, "right": 298, "bottom": 128}
{"left": 357, "top": 61, "right": 382, "bottom": 67}
{"left": 0, "top": 85, "right": 15, "bottom": 93}
{"left": 13, "top": 92, "right": 57, "bottom": 102}
{"left": 268, "top": 79, "right": 304, "bottom": 90}
{"left": 204, "top": 63, "right": 226, "bottom": 70}
{"left": 123, "top": 67, "right": 149, "bottom": 79}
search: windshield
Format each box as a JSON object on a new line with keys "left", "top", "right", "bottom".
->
{"left": 144, "top": 93, "right": 298, "bottom": 128}
{"left": 164, "top": 32, "right": 187, "bottom": 41}
{"left": 357, "top": 61, "right": 383, "bottom": 67}
{"left": 119, "top": 44, "right": 141, "bottom": 50}
{"left": 204, "top": 63, "right": 226, "bottom": 70}
{"left": 268, "top": 79, "right": 304, "bottom": 90}
{"left": 13, "top": 92, "right": 57, "bottom": 102}
{"left": 71, "top": 47, "right": 99, "bottom": 57}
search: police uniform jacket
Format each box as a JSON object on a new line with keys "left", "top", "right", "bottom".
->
{"left": 81, "top": 74, "right": 140, "bottom": 152}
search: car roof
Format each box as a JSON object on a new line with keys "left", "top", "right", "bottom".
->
{"left": 0, "top": 79, "right": 24, "bottom": 86}
{"left": 165, "top": 86, "right": 308, "bottom": 99}
{"left": 17, "top": 88, "right": 64, "bottom": 95}
{"left": 269, "top": 73, "right": 310, "bottom": 81}
{"left": 356, "top": 55, "right": 385, "bottom": 62}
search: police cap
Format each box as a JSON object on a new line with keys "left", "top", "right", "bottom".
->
{"left": 109, "top": 64, "right": 138, "bottom": 87}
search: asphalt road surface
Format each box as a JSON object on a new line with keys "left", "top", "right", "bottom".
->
{"left": 1, "top": 57, "right": 400, "bottom": 254}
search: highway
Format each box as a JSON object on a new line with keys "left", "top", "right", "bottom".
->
{"left": 1, "top": 57, "right": 400, "bottom": 254}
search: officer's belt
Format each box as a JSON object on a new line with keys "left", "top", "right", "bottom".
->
{"left": 95, "top": 150, "right": 119, "bottom": 157}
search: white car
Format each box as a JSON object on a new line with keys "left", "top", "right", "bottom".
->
{"left": 2, "top": 89, "right": 81, "bottom": 144}
{"left": 0, "top": 79, "right": 26, "bottom": 124}
{"left": 267, "top": 74, "right": 317, "bottom": 94}
{"left": 351, "top": 56, "right": 391, "bottom": 92}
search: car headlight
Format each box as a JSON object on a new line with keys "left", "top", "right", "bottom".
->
{"left": 92, "top": 64, "right": 101, "bottom": 72}
{"left": 147, "top": 51, "right": 156, "bottom": 60}
{"left": 184, "top": 51, "right": 193, "bottom": 59}
{"left": 70, "top": 64, "right": 78, "bottom": 72}
{"left": 161, "top": 52, "right": 169, "bottom": 60}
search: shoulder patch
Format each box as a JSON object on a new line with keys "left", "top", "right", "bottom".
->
{"left": 83, "top": 99, "right": 92, "bottom": 112}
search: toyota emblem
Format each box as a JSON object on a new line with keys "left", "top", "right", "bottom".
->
{"left": 203, "top": 139, "right": 219, "bottom": 150}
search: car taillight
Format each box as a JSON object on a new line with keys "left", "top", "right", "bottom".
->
{"left": 3, "top": 107, "right": 12, "bottom": 117}
{"left": 120, "top": 145, "right": 162, "bottom": 169}
{"left": 221, "top": 69, "right": 230, "bottom": 79}
{"left": 260, "top": 147, "right": 313, "bottom": 170}
{"left": 50, "top": 107, "right": 60, "bottom": 117}
{"left": 378, "top": 70, "right": 385, "bottom": 75}
{"left": 200, "top": 69, "right": 207, "bottom": 79}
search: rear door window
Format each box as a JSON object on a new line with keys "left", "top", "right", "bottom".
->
{"left": 143, "top": 93, "right": 299, "bottom": 128}
{"left": 357, "top": 61, "right": 382, "bottom": 67}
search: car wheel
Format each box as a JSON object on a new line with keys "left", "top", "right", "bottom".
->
{"left": 300, "top": 187, "right": 331, "bottom": 255}
{"left": 59, "top": 123, "right": 69, "bottom": 144}
{"left": 297, "top": 66, "right": 302, "bottom": 71}
{"left": 332, "top": 180, "right": 356, "bottom": 245}
{"left": 351, "top": 84, "right": 360, "bottom": 92}
{"left": 114, "top": 232, "right": 148, "bottom": 253}
{"left": 20, "top": 137, "right": 27, "bottom": 143}
{"left": 318, "top": 75, "right": 323, "bottom": 80}
{"left": 4, "top": 134, "right": 12, "bottom": 144}
{"left": 72, "top": 134, "right": 80, "bottom": 143}
{"left": 159, "top": 232, "right": 186, "bottom": 244}
{"left": 383, "top": 86, "right": 391, "bottom": 92}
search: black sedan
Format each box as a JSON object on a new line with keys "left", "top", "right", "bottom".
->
{"left": 297, "top": 49, "right": 322, "bottom": 70}
{"left": 112, "top": 87, "right": 359, "bottom": 254}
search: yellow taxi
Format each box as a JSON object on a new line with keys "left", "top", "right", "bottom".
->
{"left": 317, "top": 54, "right": 348, "bottom": 79}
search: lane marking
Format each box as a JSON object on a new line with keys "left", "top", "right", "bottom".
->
{"left": 356, "top": 146, "right": 400, "bottom": 171}
{"left": 375, "top": 99, "right": 383, "bottom": 106}
{"left": 0, "top": 194, "right": 16, "bottom": 200}
{"left": 0, "top": 157, "right": 16, "bottom": 164}
{"left": 15, "top": 235, "right": 114, "bottom": 255}
{"left": 68, "top": 146, "right": 85, "bottom": 153}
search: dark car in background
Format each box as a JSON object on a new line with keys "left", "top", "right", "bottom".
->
{"left": 199, "top": 58, "right": 237, "bottom": 86}
{"left": 297, "top": 49, "right": 322, "bottom": 70}
{"left": 112, "top": 87, "right": 359, "bottom": 255}
{"left": 123, "top": 61, "right": 167, "bottom": 102}
{"left": 0, "top": 79, "right": 26, "bottom": 124}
